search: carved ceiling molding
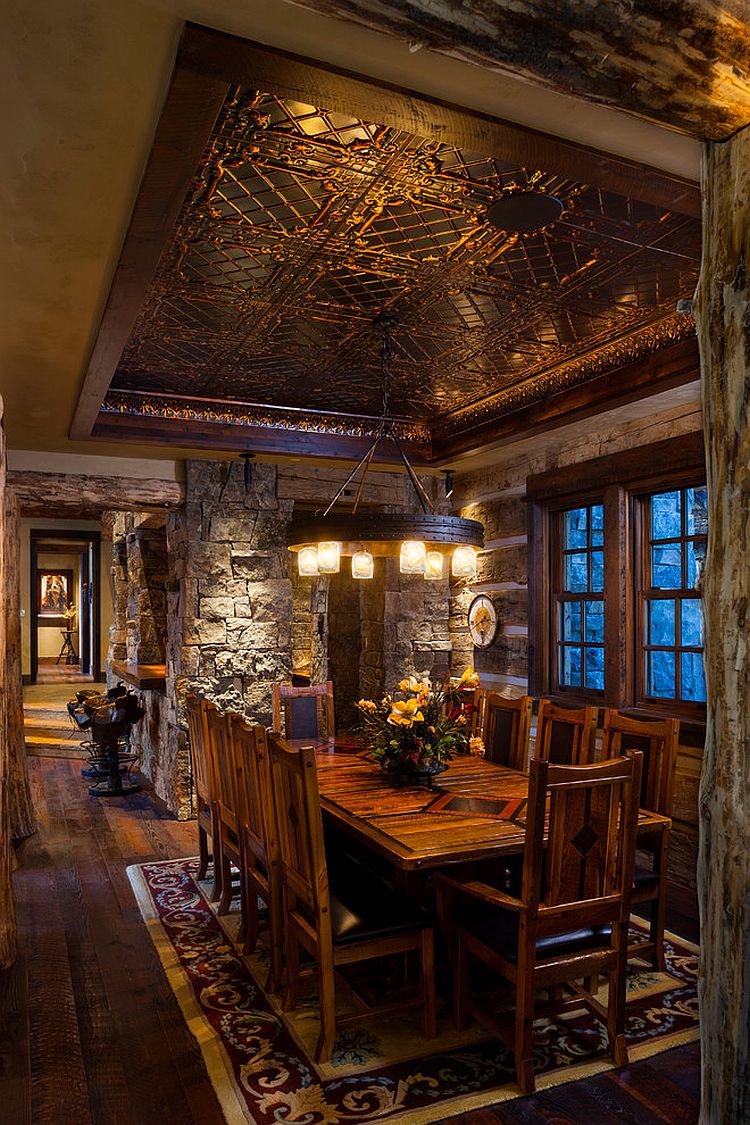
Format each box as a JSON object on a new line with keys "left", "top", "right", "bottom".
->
{"left": 434, "top": 313, "right": 697, "bottom": 436}
{"left": 100, "top": 390, "right": 431, "bottom": 445}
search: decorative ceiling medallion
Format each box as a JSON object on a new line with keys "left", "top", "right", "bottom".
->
{"left": 485, "top": 190, "right": 565, "bottom": 233}
{"left": 100, "top": 390, "right": 431, "bottom": 445}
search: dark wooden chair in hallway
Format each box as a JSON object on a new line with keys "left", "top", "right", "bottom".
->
{"left": 601, "top": 710, "right": 680, "bottom": 969}
{"left": 272, "top": 680, "right": 335, "bottom": 741}
{"left": 436, "top": 752, "right": 642, "bottom": 1093}
{"left": 230, "top": 715, "right": 284, "bottom": 992}
{"left": 268, "top": 732, "right": 437, "bottom": 1063}
{"left": 186, "top": 692, "right": 219, "bottom": 897}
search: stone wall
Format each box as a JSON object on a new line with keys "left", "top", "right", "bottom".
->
{"left": 125, "top": 513, "right": 167, "bottom": 665}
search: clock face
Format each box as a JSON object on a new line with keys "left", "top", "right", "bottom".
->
{"left": 468, "top": 595, "right": 498, "bottom": 649}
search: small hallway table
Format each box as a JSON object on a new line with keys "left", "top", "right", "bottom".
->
{"left": 295, "top": 738, "right": 671, "bottom": 872}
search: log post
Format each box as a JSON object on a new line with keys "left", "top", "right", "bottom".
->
{"left": 694, "top": 125, "right": 750, "bottom": 1124}
{"left": 0, "top": 398, "right": 18, "bottom": 968}
{"left": 6, "top": 490, "right": 34, "bottom": 840}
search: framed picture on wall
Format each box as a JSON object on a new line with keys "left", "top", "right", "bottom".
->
{"left": 37, "top": 569, "right": 73, "bottom": 626}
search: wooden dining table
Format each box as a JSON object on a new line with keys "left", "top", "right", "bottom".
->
{"left": 291, "top": 738, "right": 671, "bottom": 873}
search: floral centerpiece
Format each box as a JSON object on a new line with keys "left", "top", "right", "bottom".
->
{"left": 356, "top": 667, "right": 484, "bottom": 786}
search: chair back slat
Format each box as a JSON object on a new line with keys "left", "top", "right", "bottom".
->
{"left": 482, "top": 693, "right": 533, "bottom": 771}
{"left": 205, "top": 704, "right": 241, "bottom": 829}
{"left": 230, "top": 717, "right": 276, "bottom": 869}
{"left": 523, "top": 754, "right": 642, "bottom": 925}
{"left": 535, "top": 699, "right": 598, "bottom": 765}
{"left": 268, "top": 732, "right": 328, "bottom": 923}
{"left": 186, "top": 692, "right": 211, "bottom": 804}
{"left": 600, "top": 711, "right": 679, "bottom": 816}
{"left": 273, "top": 681, "right": 335, "bottom": 741}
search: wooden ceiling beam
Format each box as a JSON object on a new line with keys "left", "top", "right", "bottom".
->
{"left": 9, "top": 471, "right": 184, "bottom": 517}
{"left": 266, "top": 0, "right": 750, "bottom": 142}
{"left": 68, "top": 65, "right": 229, "bottom": 441}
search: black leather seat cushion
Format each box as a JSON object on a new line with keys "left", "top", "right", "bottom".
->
{"left": 462, "top": 902, "right": 612, "bottom": 962}
{"left": 328, "top": 854, "right": 431, "bottom": 946}
{"left": 633, "top": 866, "right": 660, "bottom": 894}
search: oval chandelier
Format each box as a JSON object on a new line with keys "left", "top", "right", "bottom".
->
{"left": 287, "top": 315, "right": 484, "bottom": 581}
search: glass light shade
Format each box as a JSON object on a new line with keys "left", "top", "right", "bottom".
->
{"left": 316, "top": 541, "right": 341, "bottom": 574}
{"left": 298, "top": 546, "right": 319, "bottom": 577}
{"left": 351, "top": 550, "right": 374, "bottom": 580}
{"left": 452, "top": 545, "right": 477, "bottom": 579}
{"left": 399, "top": 540, "right": 426, "bottom": 574}
{"left": 424, "top": 550, "right": 444, "bottom": 581}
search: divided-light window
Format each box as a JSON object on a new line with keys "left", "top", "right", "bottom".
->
{"left": 639, "top": 486, "right": 707, "bottom": 705}
{"left": 553, "top": 504, "right": 605, "bottom": 692}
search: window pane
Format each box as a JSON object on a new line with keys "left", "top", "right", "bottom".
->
{"left": 687, "top": 487, "right": 708, "bottom": 536}
{"left": 681, "top": 651, "right": 707, "bottom": 702}
{"left": 584, "top": 600, "right": 604, "bottom": 642}
{"left": 590, "top": 549, "right": 604, "bottom": 592}
{"left": 565, "top": 552, "right": 588, "bottom": 592}
{"left": 560, "top": 645, "right": 582, "bottom": 687}
{"left": 651, "top": 490, "right": 681, "bottom": 540}
{"left": 560, "top": 602, "right": 581, "bottom": 642}
{"left": 686, "top": 539, "right": 706, "bottom": 589}
{"left": 591, "top": 504, "right": 604, "bottom": 546}
{"left": 680, "top": 599, "right": 703, "bottom": 647}
{"left": 647, "top": 650, "right": 676, "bottom": 697}
{"left": 652, "top": 544, "right": 682, "bottom": 589}
{"left": 585, "top": 646, "right": 605, "bottom": 690}
{"left": 563, "top": 508, "right": 588, "bottom": 550}
{"left": 648, "top": 599, "right": 676, "bottom": 646}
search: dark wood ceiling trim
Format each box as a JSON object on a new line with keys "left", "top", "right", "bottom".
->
{"left": 430, "top": 335, "right": 700, "bottom": 462}
{"left": 68, "top": 65, "right": 230, "bottom": 441}
{"left": 90, "top": 412, "right": 432, "bottom": 466}
{"left": 178, "top": 22, "right": 700, "bottom": 218}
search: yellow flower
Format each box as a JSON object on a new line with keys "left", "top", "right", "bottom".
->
{"left": 357, "top": 698, "right": 377, "bottom": 713}
{"left": 456, "top": 713, "right": 467, "bottom": 725}
{"left": 387, "top": 699, "right": 425, "bottom": 727}
{"left": 398, "top": 676, "right": 420, "bottom": 693}
{"left": 469, "top": 736, "right": 485, "bottom": 757}
{"left": 459, "top": 666, "right": 480, "bottom": 690}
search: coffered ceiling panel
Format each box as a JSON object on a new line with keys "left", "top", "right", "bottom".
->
{"left": 106, "top": 84, "right": 699, "bottom": 443}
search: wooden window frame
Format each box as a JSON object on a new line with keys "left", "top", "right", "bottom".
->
{"left": 634, "top": 484, "right": 707, "bottom": 721}
{"left": 527, "top": 431, "right": 706, "bottom": 726}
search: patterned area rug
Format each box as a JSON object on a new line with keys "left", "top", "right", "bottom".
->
{"left": 128, "top": 858, "right": 699, "bottom": 1125}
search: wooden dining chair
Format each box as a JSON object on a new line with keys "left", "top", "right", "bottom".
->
{"left": 534, "top": 698, "right": 598, "bottom": 765}
{"left": 272, "top": 681, "right": 335, "bottom": 741}
{"left": 204, "top": 703, "right": 244, "bottom": 919}
{"left": 482, "top": 692, "right": 533, "bottom": 771}
{"left": 435, "top": 752, "right": 642, "bottom": 1094}
{"left": 268, "top": 731, "right": 437, "bottom": 1063}
{"left": 185, "top": 692, "right": 220, "bottom": 898}
{"left": 601, "top": 710, "right": 680, "bottom": 969}
{"left": 230, "top": 715, "right": 284, "bottom": 992}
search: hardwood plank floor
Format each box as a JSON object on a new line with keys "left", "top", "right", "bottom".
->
{"left": 1, "top": 756, "right": 700, "bottom": 1124}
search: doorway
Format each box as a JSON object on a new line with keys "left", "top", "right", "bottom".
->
{"left": 29, "top": 529, "right": 102, "bottom": 684}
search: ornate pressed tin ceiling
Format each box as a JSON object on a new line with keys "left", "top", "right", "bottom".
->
{"left": 106, "top": 86, "right": 700, "bottom": 452}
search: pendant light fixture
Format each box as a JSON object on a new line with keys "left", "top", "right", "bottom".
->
{"left": 289, "top": 315, "right": 483, "bottom": 579}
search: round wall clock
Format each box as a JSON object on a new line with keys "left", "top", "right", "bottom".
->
{"left": 467, "top": 594, "right": 498, "bottom": 649}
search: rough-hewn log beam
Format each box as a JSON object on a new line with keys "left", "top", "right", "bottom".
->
{"left": 9, "top": 471, "right": 184, "bottom": 517}
{"left": 285, "top": 0, "right": 750, "bottom": 141}
{"left": 5, "top": 491, "right": 33, "bottom": 841}
{"left": 0, "top": 399, "right": 17, "bottom": 969}
{"left": 694, "top": 125, "right": 750, "bottom": 1123}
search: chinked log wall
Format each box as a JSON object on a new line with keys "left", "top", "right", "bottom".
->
{"left": 450, "top": 396, "right": 704, "bottom": 888}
